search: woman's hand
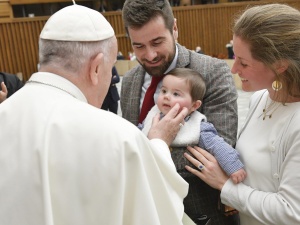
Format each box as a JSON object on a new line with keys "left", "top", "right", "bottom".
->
{"left": 184, "top": 146, "right": 229, "bottom": 190}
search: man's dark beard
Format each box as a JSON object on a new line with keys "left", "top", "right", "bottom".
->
{"left": 138, "top": 45, "right": 176, "bottom": 77}
{"left": 140, "top": 58, "right": 171, "bottom": 77}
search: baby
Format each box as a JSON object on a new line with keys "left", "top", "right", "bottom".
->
{"left": 141, "top": 68, "right": 246, "bottom": 184}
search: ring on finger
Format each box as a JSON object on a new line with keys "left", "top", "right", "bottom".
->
{"left": 198, "top": 164, "right": 205, "bottom": 171}
{"left": 179, "top": 123, "right": 184, "bottom": 128}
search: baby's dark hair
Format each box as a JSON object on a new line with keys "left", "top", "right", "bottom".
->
{"left": 165, "top": 68, "right": 206, "bottom": 101}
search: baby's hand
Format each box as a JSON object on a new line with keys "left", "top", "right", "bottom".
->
{"left": 230, "top": 169, "right": 246, "bottom": 184}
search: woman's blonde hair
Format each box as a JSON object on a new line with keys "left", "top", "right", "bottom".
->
{"left": 234, "top": 4, "right": 300, "bottom": 101}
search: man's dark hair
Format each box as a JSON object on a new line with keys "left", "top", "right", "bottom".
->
{"left": 122, "top": 0, "right": 174, "bottom": 34}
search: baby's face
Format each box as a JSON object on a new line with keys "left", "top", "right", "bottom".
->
{"left": 157, "top": 75, "right": 197, "bottom": 115}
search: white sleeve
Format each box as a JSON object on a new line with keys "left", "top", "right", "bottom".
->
{"left": 221, "top": 179, "right": 299, "bottom": 224}
{"left": 221, "top": 111, "right": 300, "bottom": 224}
{"left": 47, "top": 116, "right": 189, "bottom": 225}
{"left": 149, "top": 138, "right": 177, "bottom": 169}
{"left": 126, "top": 133, "right": 188, "bottom": 225}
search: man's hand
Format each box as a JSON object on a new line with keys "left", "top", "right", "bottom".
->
{"left": 0, "top": 82, "right": 8, "bottom": 103}
{"left": 148, "top": 103, "right": 188, "bottom": 146}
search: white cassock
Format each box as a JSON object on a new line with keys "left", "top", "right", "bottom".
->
{"left": 0, "top": 72, "right": 188, "bottom": 225}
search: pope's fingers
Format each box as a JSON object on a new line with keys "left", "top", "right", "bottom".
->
{"left": 177, "top": 107, "right": 188, "bottom": 122}
{"left": 164, "top": 103, "right": 180, "bottom": 119}
{"left": 164, "top": 103, "right": 188, "bottom": 123}
{"left": 151, "top": 113, "right": 160, "bottom": 126}
{"left": 148, "top": 110, "right": 181, "bottom": 145}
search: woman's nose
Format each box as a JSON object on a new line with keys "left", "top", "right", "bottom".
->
{"left": 231, "top": 60, "right": 238, "bottom": 74}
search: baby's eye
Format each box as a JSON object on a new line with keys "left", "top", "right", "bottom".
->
{"left": 173, "top": 92, "right": 180, "bottom": 97}
{"left": 161, "top": 89, "right": 167, "bottom": 94}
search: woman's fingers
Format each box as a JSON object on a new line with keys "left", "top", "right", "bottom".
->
{"left": 184, "top": 146, "right": 229, "bottom": 190}
{"left": 184, "top": 151, "right": 204, "bottom": 169}
{"left": 185, "top": 164, "right": 204, "bottom": 179}
{"left": 186, "top": 145, "right": 217, "bottom": 166}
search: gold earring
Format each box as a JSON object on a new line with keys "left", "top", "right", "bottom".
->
{"left": 272, "top": 80, "right": 282, "bottom": 91}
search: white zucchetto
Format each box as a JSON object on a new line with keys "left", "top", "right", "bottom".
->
{"left": 40, "top": 4, "right": 115, "bottom": 41}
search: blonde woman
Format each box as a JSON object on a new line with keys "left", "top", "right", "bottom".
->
{"left": 185, "top": 4, "right": 300, "bottom": 225}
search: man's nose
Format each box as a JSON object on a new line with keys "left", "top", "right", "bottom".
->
{"left": 144, "top": 47, "right": 158, "bottom": 61}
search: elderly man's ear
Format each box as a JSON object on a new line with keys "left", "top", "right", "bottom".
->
{"left": 90, "top": 52, "right": 104, "bottom": 85}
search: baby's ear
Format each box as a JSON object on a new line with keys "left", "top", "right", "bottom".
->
{"left": 191, "top": 100, "right": 202, "bottom": 111}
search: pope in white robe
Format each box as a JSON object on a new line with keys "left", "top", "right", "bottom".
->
{"left": 0, "top": 4, "right": 189, "bottom": 225}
